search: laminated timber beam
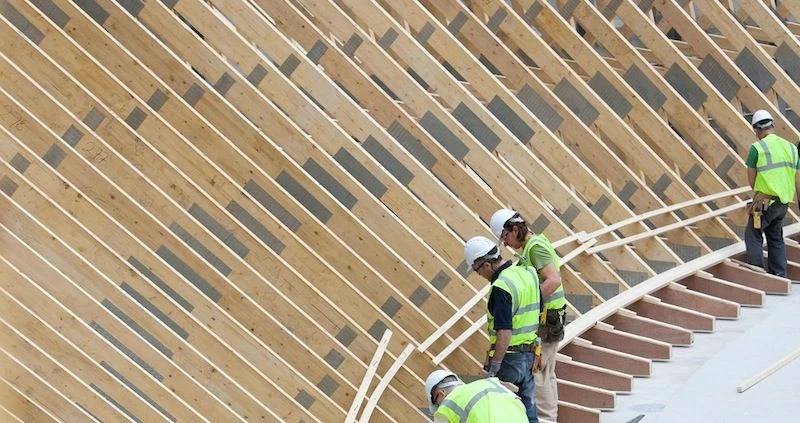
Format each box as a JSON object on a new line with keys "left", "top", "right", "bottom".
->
{"left": 0, "top": 299, "right": 110, "bottom": 422}
{"left": 582, "top": 322, "right": 672, "bottom": 361}
{"left": 414, "top": 0, "right": 739, "bottom": 275}
{"left": 263, "top": 0, "right": 578, "bottom": 240}
{"left": 652, "top": 282, "right": 740, "bottom": 320}
{"left": 1, "top": 0, "right": 799, "bottom": 418}
{"left": 0, "top": 254, "right": 192, "bottom": 422}
{"left": 0, "top": 34, "right": 432, "bottom": 423}
{"left": 10, "top": 0, "right": 482, "bottom": 384}
{"left": 0, "top": 375, "right": 61, "bottom": 423}
{"left": 71, "top": 0, "right": 485, "bottom": 344}
{"left": 564, "top": 1, "right": 748, "bottom": 191}
{"left": 485, "top": 0, "right": 713, "bottom": 213}
{"left": 415, "top": 0, "right": 662, "bottom": 224}
{"left": 782, "top": 241, "right": 800, "bottom": 263}
{"left": 0, "top": 47, "right": 432, "bottom": 423}
{"left": 0, "top": 190, "right": 283, "bottom": 420}
{"left": 649, "top": 0, "right": 798, "bottom": 138}
{"left": 527, "top": 0, "right": 739, "bottom": 211}
{"left": 560, "top": 339, "right": 652, "bottom": 377}
{"left": 603, "top": 310, "right": 694, "bottom": 346}
{"left": 731, "top": 253, "right": 800, "bottom": 283}
{"left": 382, "top": 0, "right": 645, "bottom": 306}
{"left": 622, "top": 0, "right": 797, "bottom": 149}
{"left": 558, "top": 401, "right": 601, "bottom": 423}
{"left": 486, "top": 0, "right": 740, "bottom": 255}
{"left": 206, "top": 2, "right": 608, "bottom": 308}
{"left": 707, "top": 261, "right": 792, "bottom": 295}
{"left": 277, "top": 0, "right": 637, "bottom": 289}
{"left": 681, "top": 272, "right": 765, "bottom": 306}
{"left": 627, "top": 296, "right": 716, "bottom": 332}
{"left": 688, "top": 0, "right": 800, "bottom": 115}
{"left": 217, "top": 0, "right": 511, "bottom": 227}
{"left": 555, "top": 357, "right": 634, "bottom": 393}
{"left": 153, "top": 0, "right": 484, "bottom": 278}
{"left": 0, "top": 57, "right": 421, "bottom": 420}
{"left": 321, "top": 0, "right": 668, "bottom": 272}
{"left": 557, "top": 379, "right": 616, "bottom": 410}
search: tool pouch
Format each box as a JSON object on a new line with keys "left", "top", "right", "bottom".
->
{"left": 538, "top": 307, "right": 566, "bottom": 343}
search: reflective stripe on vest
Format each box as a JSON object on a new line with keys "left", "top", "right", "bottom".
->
{"left": 519, "top": 234, "right": 567, "bottom": 309}
{"left": 487, "top": 266, "right": 539, "bottom": 351}
{"left": 756, "top": 137, "right": 798, "bottom": 172}
{"left": 436, "top": 378, "right": 527, "bottom": 423}
{"left": 753, "top": 134, "right": 798, "bottom": 204}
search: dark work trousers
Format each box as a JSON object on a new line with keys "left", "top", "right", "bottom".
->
{"left": 745, "top": 202, "right": 788, "bottom": 277}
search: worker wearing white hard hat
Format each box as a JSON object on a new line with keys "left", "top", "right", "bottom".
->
{"left": 490, "top": 208, "right": 565, "bottom": 422}
{"left": 463, "top": 235, "right": 540, "bottom": 422}
{"left": 424, "top": 370, "right": 528, "bottom": 422}
{"left": 744, "top": 109, "right": 800, "bottom": 277}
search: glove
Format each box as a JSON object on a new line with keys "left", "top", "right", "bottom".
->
{"left": 486, "top": 360, "right": 502, "bottom": 377}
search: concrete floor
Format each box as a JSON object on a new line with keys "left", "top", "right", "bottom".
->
{"left": 602, "top": 285, "right": 800, "bottom": 423}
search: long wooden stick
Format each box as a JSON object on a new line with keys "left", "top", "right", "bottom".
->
{"left": 358, "top": 343, "right": 415, "bottom": 422}
{"left": 345, "top": 330, "right": 392, "bottom": 423}
{"left": 586, "top": 202, "right": 746, "bottom": 254}
{"left": 736, "top": 346, "right": 800, "bottom": 393}
{"left": 417, "top": 286, "right": 489, "bottom": 352}
{"left": 433, "top": 316, "right": 486, "bottom": 365}
{"left": 579, "top": 187, "right": 749, "bottom": 243}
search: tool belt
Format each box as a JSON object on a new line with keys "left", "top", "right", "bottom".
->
{"left": 489, "top": 342, "right": 535, "bottom": 354}
{"left": 507, "top": 343, "right": 535, "bottom": 353}
{"left": 749, "top": 192, "right": 780, "bottom": 229}
{"left": 749, "top": 192, "right": 780, "bottom": 213}
{"left": 538, "top": 306, "right": 567, "bottom": 343}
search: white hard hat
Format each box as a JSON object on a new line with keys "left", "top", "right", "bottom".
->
{"left": 424, "top": 370, "right": 462, "bottom": 415}
{"left": 464, "top": 236, "right": 500, "bottom": 270}
{"left": 751, "top": 109, "right": 774, "bottom": 129}
{"left": 489, "top": 208, "right": 523, "bottom": 239}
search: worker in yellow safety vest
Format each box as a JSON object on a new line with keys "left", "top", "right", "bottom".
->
{"left": 464, "top": 236, "right": 540, "bottom": 423}
{"left": 490, "top": 209, "right": 565, "bottom": 423}
{"left": 744, "top": 110, "right": 800, "bottom": 278}
{"left": 425, "top": 370, "right": 528, "bottom": 422}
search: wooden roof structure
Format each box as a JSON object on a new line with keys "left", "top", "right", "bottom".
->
{"left": 0, "top": 0, "right": 798, "bottom": 421}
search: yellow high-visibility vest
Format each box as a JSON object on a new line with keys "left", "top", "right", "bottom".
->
{"left": 487, "top": 265, "right": 539, "bottom": 356}
{"left": 520, "top": 234, "right": 566, "bottom": 310}
{"left": 435, "top": 378, "right": 528, "bottom": 423}
{"left": 753, "top": 134, "right": 798, "bottom": 204}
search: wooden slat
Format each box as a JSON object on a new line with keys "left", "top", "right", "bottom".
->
{"left": 653, "top": 282, "right": 740, "bottom": 319}
{"left": 707, "top": 261, "right": 791, "bottom": 295}
{"left": 555, "top": 357, "right": 633, "bottom": 393}
{"left": 681, "top": 272, "right": 765, "bottom": 307}
{"left": 557, "top": 400, "right": 601, "bottom": 423}
{"left": 0, "top": 378, "right": 60, "bottom": 423}
{"left": 557, "top": 379, "right": 615, "bottom": 410}
{"left": 560, "top": 339, "right": 652, "bottom": 377}
{"left": 627, "top": 296, "right": 716, "bottom": 332}
{"left": 582, "top": 322, "right": 672, "bottom": 361}
{"left": 603, "top": 310, "right": 694, "bottom": 346}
